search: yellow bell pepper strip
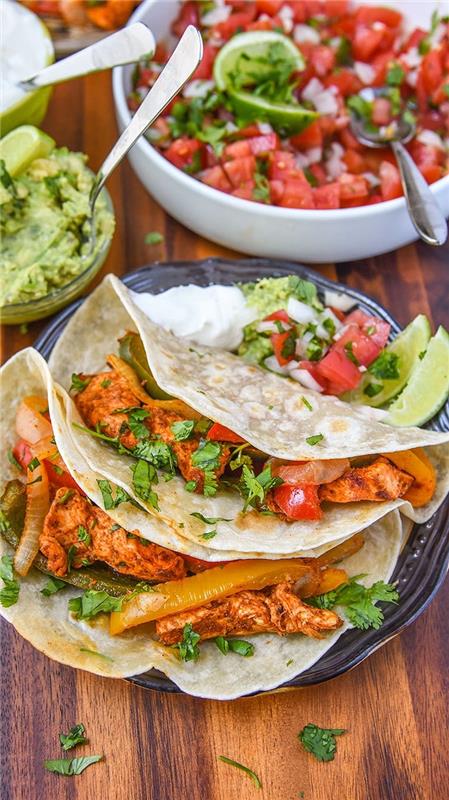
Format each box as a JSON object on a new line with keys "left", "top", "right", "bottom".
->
{"left": 316, "top": 532, "right": 365, "bottom": 567}
{"left": 110, "top": 559, "right": 318, "bottom": 635}
{"left": 313, "top": 567, "right": 348, "bottom": 596}
{"left": 382, "top": 448, "right": 436, "bottom": 508}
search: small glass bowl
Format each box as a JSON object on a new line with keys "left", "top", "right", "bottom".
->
{"left": 0, "top": 188, "right": 114, "bottom": 326}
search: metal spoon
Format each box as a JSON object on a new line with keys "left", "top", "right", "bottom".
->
{"left": 18, "top": 22, "right": 155, "bottom": 90}
{"left": 85, "top": 24, "right": 203, "bottom": 250}
{"left": 350, "top": 87, "right": 447, "bottom": 247}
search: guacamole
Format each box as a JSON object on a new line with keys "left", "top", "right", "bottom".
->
{"left": 0, "top": 148, "right": 114, "bottom": 306}
{"left": 240, "top": 275, "right": 322, "bottom": 317}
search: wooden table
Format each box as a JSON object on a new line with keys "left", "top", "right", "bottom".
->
{"left": 1, "top": 74, "right": 448, "bottom": 800}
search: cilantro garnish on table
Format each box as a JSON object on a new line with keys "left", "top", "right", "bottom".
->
{"left": 298, "top": 724, "right": 346, "bottom": 762}
{"left": 59, "top": 724, "right": 88, "bottom": 751}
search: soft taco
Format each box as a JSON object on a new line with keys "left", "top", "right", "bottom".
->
{"left": 47, "top": 275, "right": 449, "bottom": 556}
{"left": 0, "top": 348, "right": 404, "bottom": 699}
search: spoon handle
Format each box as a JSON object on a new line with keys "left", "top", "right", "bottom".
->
{"left": 19, "top": 23, "right": 155, "bottom": 89}
{"left": 391, "top": 140, "right": 447, "bottom": 247}
{"left": 89, "top": 25, "right": 203, "bottom": 211}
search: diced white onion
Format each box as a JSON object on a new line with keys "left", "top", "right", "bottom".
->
{"left": 287, "top": 297, "right": 318, "bottom": 324}
{"left": 295, "top": 147, "right": 322, "bottom": 168}
{"left": 359, "top": 365, "right": 367, "bottom": 373}
{"left": 279, "top": 4, "right": 294, "bottom": 33}
{"left": 183, "top": 79, "right": 215, "bottom": 99}
{"left": 302, "top": 77, "right": 324, "bottom": 102}
{"left": 224, "top": 120, "right": 238, "bottom": 133}
{"left": 293, "top": 24, "right": 320, "bottom": 45}
{"left": 372, "top": 21, "right": 386, "bottom": 31}
{"left": 406, "top": 69, "right": 418, "bottom": 88}
{"left": 362, "top": 171, "right": 381, "bottom": 187}
{"left": 354, "top": 61, "right": 375, "bottom": 85}
{"left": 332, "top": 322, "right": 351, "bottom": 342}
{"left": 317, "top": 308, "right": 343, "bottom": 337}
{"left": 417, "top": 129, "right": 445, "bottom": 151}
{"left": 313, "top": 88, "right": 338, "bottom": 115}
{"left": 289, "top": 369, "right": 324, "bottom": 392}
{"left": 401, "top": 47, "right": 421, "bottom": 69}
{"left": 257, "top": 121, "right": 274, "bottom": 134}
{"left": 301, "top": 330, "right": 315, "bottom": 344}
{"left": 324, "top": 289, "right": 356, "bottom": 312}
{"left": 325, "top": 142, "right": 346, "bottom": 179}
{"left": 201, "top": 1, "right": 231, "bottom": 26}
{"left": 286, "top": 359, "right": 300, "bottom": 371}
{"left": 264, "top": 355, "right": 290, "bottom": 375}
{"left": 430, "top": 23, "right": 445, "bottom": 47}
{"left": 256, "top": 320, "right": 287, "bottom": 334}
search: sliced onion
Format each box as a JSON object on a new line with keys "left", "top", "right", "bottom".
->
{"left": 264, "top": 355, "right": 290, "bottom": 375}
{"left": 270, "top": 458, "right": 350, "bottom": 485}
{"left": 294, "top": 24, "right": 320, "bottom": 45}
{"left": 354, "top": 61, "right": 375, "bottom": 85}
{"left": 15, "top": 396, "right": 52, "bottom": 444}
{"left": 417, "top": 129, "right": 445, "bottom": 151}
{"left": 302, "top": 77, "right": 324, "bottom": 102}
{"left": 256, "top": 320, "right": 287, "bottom": 334}
{"left": 14, "top": 461, "right": 50, "bottom": 576}
{"left": 289, "top": 369, "right": 324, "bottom": 392}
{"left": 183, "top": 79, "right": 215, "bottom": 99}
{"left": 287, "top": 297, "right": 317, "bottom": 324}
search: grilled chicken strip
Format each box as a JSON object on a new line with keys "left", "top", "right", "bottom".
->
{"left": 40, "top": 488, "right": 186, "bottom": 581}
{"left": 74, "top": 370, "right": 230, "bottom": 490}
{"left": 156, "top": 581, "right": 343, "bottom": 644}
{"left": 320, "top": 457, "right": 413, "bottom": 503}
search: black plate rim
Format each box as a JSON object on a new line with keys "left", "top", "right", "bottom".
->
{"left": 33, "top": 257, "right": 449, "bottom": 698}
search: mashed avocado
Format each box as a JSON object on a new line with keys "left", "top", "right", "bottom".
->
{"left": 0, "top": 148, "right": 114, "bottom": 306}
{"left": 240, "top": 275, "right": 322, "bottom": 317}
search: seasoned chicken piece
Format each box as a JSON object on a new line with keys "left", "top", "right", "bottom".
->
{"left": 74, "top": 371, "right": 139, "bottom": 449}
{"left": 320, "top": 456, "right": 413, "bottom": 503}
{"left": 74, "top": 369, "right": 230, "bottom": 491}
{"left": 40, "top": 488, "right": 186, "bottom": 582}
{"left": 156, "top": 581, "right": 342, "bottom": 644}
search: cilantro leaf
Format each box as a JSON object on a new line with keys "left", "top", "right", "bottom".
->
{"left": 7, "top": 449, "right": 21, "bottom": 470}
{"left": 218, "top": 756, "right": 262, "bottom": 789}
{"left": 190, "top": 512, "right": 232, "bottom": 525}
{"left": 386, "top": 63, "right": 405, "bottom": 86}
{"left": 301, "top": 396, "right": 313, "bottom": 411}
{"left": 306, "top": 433, "right": 324, "bottom": 446}
{"left": 369, "top": 351, "right": 400, "bottom": 380}
{"left": 124, "top": 407, "right": 150, "bottom": 440}
{"left": 191, "top": 440, "right": 221, "bottom": 471}
{"left": 299, "top": 724, "right": 346, "bottom": 762}
{"left": 41, "top": 576, "right": 67, "bottom": 597}
{"left": 44, "top": 755, "right": 102, "bottom": 776}
{"left": 364, "top": 382, "right": 383, "bottom": 398}
{"left": 144, "top": 231, "right": 164, "bottom": 245}
{"left": 132, "top": 438, "right": 177, "bottom": 474}
{"left": 0, "top": 554, "right": 20, "bottom": 608}
{"left": 70, "top": 374, "right": 90, "bottom": 393}
{"left": 77, "top": 525, "right": 91, "bottom": 545}
{"left": 97, "top": 480, "right": 132, "bottom": 511}
{"left": 171, "top": 419, "right": 195, "bottom": 441}
{"left": 215, "top": 637, "right": 254, "bottom": 657}
{"left": 59, "top": 723, "right": 88, "bottom": 751}
{"left": 68, "top": 590, "right": 124, "bottom": 620}
{"left": 131, "top": 460, "right": 159, "bottom": 509}
{"left": 239, "top": 464, "right": 283, "bottom": 512}
{"left": 307, "top": 576, "right": 399, "bottom": 630}
{"left": 201, "top": 530, "right": 217, "bottom": 540}
{"left": 176, "top": 623, "right": 200, "bottom": 662}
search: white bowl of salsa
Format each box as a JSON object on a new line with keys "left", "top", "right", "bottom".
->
{"left": 113, "top": 0, "right": 449, "bottom": 263}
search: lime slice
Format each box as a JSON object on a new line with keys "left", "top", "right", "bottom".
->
{"left": 346, "top": 314, "right": 432, "bottom": 407}
{"left": 0, "top": 125, "right": 55, "bottom": 177}
{"left": 385, "top": 326, "right": 449, "bottom": 427}
{"left": 213, "top": 31, "right": 317, "bottom": 134}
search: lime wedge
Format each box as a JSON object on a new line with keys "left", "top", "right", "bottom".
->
{"left": 346, "top": 314, "right": 432, "bottom": 407}
{"left": 213, "top": 31, "right": 317, "bottom": 134}
{"left": 385, "top": 326, "right": 449, "bottom": 427}
{"left": 0, "top": 125, "right": 55, "bottom": 177}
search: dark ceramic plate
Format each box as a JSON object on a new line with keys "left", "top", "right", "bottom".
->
{"left": 34, "top": 258, "right": 449, "bottom": 696}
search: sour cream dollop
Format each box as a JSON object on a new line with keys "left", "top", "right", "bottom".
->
{"left": 132, "top": 284, "right": 258, "bottom": 350}
{"left": 1, "top": 1, "right": 53, "bottom": 113}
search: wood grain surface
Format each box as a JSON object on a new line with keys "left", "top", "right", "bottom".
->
{"left": 1, "top": 73, "right": 448, "bottom": 800}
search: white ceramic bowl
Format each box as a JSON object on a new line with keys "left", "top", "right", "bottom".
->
{"left": 113, "top": 0, "right": 449, "bottom": 263}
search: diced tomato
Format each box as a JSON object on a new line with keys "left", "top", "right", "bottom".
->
{"left": 247, "top": 15, "right": 282, "bottom": 31}
{"left": 272, "top": 331, "right": 295, "bottom": 366}
{"left": 43, "top": 460, "right": 82, "bottom": 491}
{"left": 313, "top": 182, "right": 341, "bottom": 209}
{"left": 172, "top": 1, "right": 199, "bottom": 37}
{"left": 207, "top": 423, "right": 245, "bottom": 444}
{"left": 200, "top": 166, "right": 232, "bottom": 192}
{"left": 247, "top": 133, "right": 280, "bottom": 155}
{"left": 404, "top": 27, "right": 427, "bottom": 50}
{"left": 316, "top": 349, "right": 361, "bottom": 393}
{"left": 231, "top": 124, "right": 261, "bottom": 140}
{"left": 345, "top": 310, "right": 390, "bottom": 348}
{"left": 298, "top": 360, "right": 327, "bottom": 391}
{"left": 12, "top": 439, "right": 33, "bottom": 471}
{"left": 271, "top": 483, "right": 323, "bottom": 521}
{"left": 329, "top": 306, "right": 346, "bottom": 322}
{"left": 308, "top": 163, "right": 328, "bottom": 186}
{"left": 285, "top": 0, "right": 306, "bottom": 23}
{"left": 255, "top": 0, "right": 283, "bottom": 14}
{"left": 338, "top": 173, "right": 369, "bottom": 201}
{"left": 278, "top": 177, "right": 315, "bottom": 209}
{"left": 379, "top": 160, "right": 403, "bottom": 200}
{"left": 223, "top": 140, "right": 252, "bottom": 160}
{"left": 420, "top": 49, "right": 443, "bottom": 94}
{"left": 409, "top": 140, "right": 444, "bottom": 168}
{"left": 223, "top": 156, "right": 257, "bottom": 187}
{"left": 324, "top": 1, "right": 350, "bottom": 16}
{"left": 165, "top": 138, "right": 203, "bottom": 171}
{"left": 370, "top": 50, "right": 395, "bottom": 87}
{"left": 269, "top": 179, "right": 284, "bottom": 204}
{"left": 372, "top": 97, "right": 392, "bottom": 127}
{"left": 268, "top": 151, "right": 298, "bottom": 180}
{"left": 232, "top": 181, "right": 256, "bottom": 200}
{"left": 191, "top": 44, "right": 217, "bottom": 80}
{"left": 355, "top": 6, "right": 402, "bottom": 29}
{"left": 265, "top": 309, "right": 291, "bottom": 323}
{"left": 353, "top": 25, "right": 385, "bottom": 61}
{"left": 344, "top": 309, "right": 371, "bottom": 326}
{"left": 324, "top": 69, "right": 362, "bottom": 98}
{"left": 342, "top": 149, "right": 366, "bottom": 174}
{"left": 419, "top": 164, "right": 444, "bottom": 184}
{"left": 212, "top": 4, "right": 257, "bottom": 40}
{"left": 311, "top": 45, "right": 336, "bottom": 77}
{"left": 333, "top": 323, "right": 380, "bottom": 366}
{"left": 290, "top": 121, "right": 323, "bottom": 150}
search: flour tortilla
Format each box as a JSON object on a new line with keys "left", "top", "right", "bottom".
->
{"left": 47, "top": 276, "right": 449, "bottom": 554}
{"left": 0, "top": 348, "right": 403, "bottom": 697}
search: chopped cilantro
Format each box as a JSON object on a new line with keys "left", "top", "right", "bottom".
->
{"left": 218, "top": 756, "right": 261, "bottom": 789}
{"left": 184, "top": 480, "right": 197, "bottom": 493}
{"left": 307, "top": 575, "right": 399, "bottom": 629}
{"left": 176, "top": 623, "right": 200, "bottom": 662}
{"left": 77, "top": 525, "right": 91, "bottom": 545}
{"left": 201, "top": 530, "right": 217, "bottom": 540}
{"left": 281, "top": 330, "right": 297, "bottom": 360}
{"left": 97, "top": 480, "right": 132, "bottom": 510}
{"left": 229, "top": 443, "right": 253, "bottom": 472}
{"left": 239, "top": 464, "right": 283, "bottom": 512}
{"left": 190, "top": 512, "right": 232, "bottom": 525}
{"left": 364, "top": 382, "right": 383, "bottom": 398}
{"left": 0, "top": 555, "right": 20, "bottom": 608}
{"left": 171, "top": 419, "right": 195, "bottom": 441}
{"left": 7, "top": 449, "right": 21, "bottom": 470}
{"left": 369, "top": 351, "right": 400, "bottom": 380}
{"left": 131, "top": 460, "right": 159, "bottom": 509}
{"left": 301, "top": 396, "right": 313, "bottom": 411}
{"left": 66, "top": 545, "right": 78, "bottom": 573}
{"left": 59, "top": 723, "right": 88, "bottom": 751}
{"left": 386, "top": 63, "right": 405, "bottom": 86}
{"left": 69, "top": 590, "right": 124, "bottom": 620}
{"left": 191, "top": 440, "right": 221, "bottom": 471}
{"left": 100, "top": 378, "right": 111, "bottom": 389}
{"left": 344, "top": 341, "right": 360, "bottom": 366}
{"left": 144, "top": 231, "right": 164, "bottom": 245}
{"left": 57, "top": 489, "right": 74, "bottom": 505}
{"left": 306, "top": 434, "right": 324, "bottom": 446}
{"left": 132, "top": 438, "right": 177, "bottom": 474}
{"left": 41, "top": 576, "right": 67, "bottom": 597}
{"left": 299, "top": 724, "right": 346, "bottom": 762}
{"left": 70, "top": 374, "right": 90, "bottom": 393}
{"left": 215, "top": 637, "right": 254, "bottom": 657}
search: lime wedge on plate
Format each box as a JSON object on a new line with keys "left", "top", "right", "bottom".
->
{"left": 347, "top": 314, "right": 432, "bottom": 407}
{"left": 213, "top": 31, "right": 318, "bottom": 134}
{"left": 0, "top": 125, "right": 55, "bottom": 177}
{"left": 385, "top": 326, "right": 449, "bottom": 427}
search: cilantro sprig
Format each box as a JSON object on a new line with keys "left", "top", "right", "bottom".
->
{"left": 239, "top": 464, "right": 283, "bottom": 512}
{"left": 299, "top": 723, "right": 346, "bottom": 762}
{"left": 307, "top": 575, "right": 399, "bottom": 630}
{"left": 176, "top": 623, "right": 201, "bottom": 662}
{"left": 0, "top": 554, "right": 20, "bottom": 608}
{"left": 59, "top": 724, "right": 88, "bottom": 751}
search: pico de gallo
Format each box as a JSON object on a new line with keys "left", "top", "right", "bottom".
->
{"left": 129, "top": 0, "right": 449, "bottom": 209}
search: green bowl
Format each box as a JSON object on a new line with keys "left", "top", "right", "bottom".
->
{"left": 0, "top": 188, "right": 115, "bottom": 326}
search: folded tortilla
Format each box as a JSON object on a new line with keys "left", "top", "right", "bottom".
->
{"left": 0, "top": 347, "right": 404, "bottom": 698}
{"left": 48, "top": 276, "right": 449, "bottom": 555}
